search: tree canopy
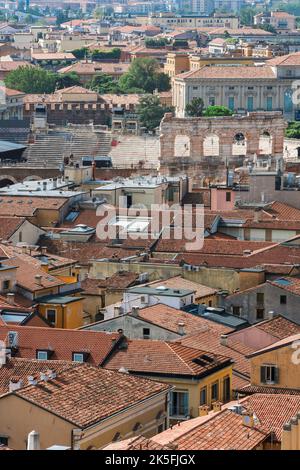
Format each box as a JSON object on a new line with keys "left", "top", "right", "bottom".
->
{"left": 185, "top": 97, "right": 204, "bottom": 117}
{"left": 203, "top": 105, "right": 233, "bottom": 117}
{"left": 119, "top": 58, "right": 171, "bottom": 94}
{"left": 137, "top": 94, "right": 173, "bottom": 132}
{"left": 88, "top": 74, "right": 120, "bottom": 94}
{"left": 4, "top": 66, "right": 80, "bottom": 94}
{"left": 285, "top": 122, "right": 300, "bottom": 139}
{"left": 4, "top": 66, "right": 57, "bottom": 93}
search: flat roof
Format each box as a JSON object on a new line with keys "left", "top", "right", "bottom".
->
{"left": 127, "top": 286, "right": 195, "bottom": 297}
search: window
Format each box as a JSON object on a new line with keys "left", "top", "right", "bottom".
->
{"left": 169, "top": 390, "right": 189, "bottom": 418}
{"left": 223, "top": 376, "right": 231, "bottom": 402}
{"left": 267, "top": 96, "right": 273, "bottom": 111}
{"left": 248, "top": 86, "right": 254, "bottom": 90}
{"left": 267, "top": 86, "right": 273, "bottom": 90}
{"left": 211, "top": 382, "right": 219, "bottom": 401}
{"left": 18, "top": 231, "right": 22, "bottom": 243}
{"left": 256, "top": 308, "right": 264, "bottom": 320}
{"left": 143, "top": 328, "right": 150, "bottom": 339}
{"left": 2, "top": 280, "right": 10, "bottom": 291}
{"left": 229, "top": 86, "right": 235, "bottom": 90}
{"left": 226, "top": 192, "right": 231, "bottom": 202}
{"left": 192, "top": 86, "right": 198, "bottom": 90}
{"left": 72, "top": 353, "right": 84, "bottom": 362}
{"left": 209, "top": 96, "right": 215, "bottom": 106}
{"left": 46, "top": 309, "right": 56, "bottom": 325}
{"left": 260, "top": 365, "right": 279, "bottom": 384}
{"left": 36, "top": 350, "right": 48, "bottom": 360}
{"left": 200, "top": 386, "right": 207, "bottom": 405}
{"left": 228, "top": 96, "right": 234, "bottom": 111}
{"left": 0, "top": 436, "right": 8, "bottom": 446}
{"left": 247, "top": 96, "right": 254, "bottom": 112}
{"left": 232, "top": 306, "right": 241, "bottom": 316}
{"left": 280, "top": 295, "right": 287, "bottom": 305}
{"left": 256, "top": 293, "right": 264, "bottom": 305}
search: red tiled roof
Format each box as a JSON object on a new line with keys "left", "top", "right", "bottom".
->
{"left": 136, "top": 303, "right": 232, "bottom": 336}
{"left": 0, "top": 357, "right": 79, "bottom": 395}
{"left": 98, "top": 271, "right": 138, "bottom": 289}
{"left": 173, "top": 408, "right": 270, "bottom": 450}
{"left": 11, "top": 364, "right": 170, "bottom": 428}
{"left": 105, "top": 339, "right": 233, "bottom": 377}
{"left": 236, "top": 384, "right": 300, "bottom": 396}
{"left": 240, "top": 394, "right": 300, "bottom": 441}
{"left": 0, "top": 325, "right": 120, "bottom": 365}
{"left": 177, "top": 65, "right": 276, "bottom": 80}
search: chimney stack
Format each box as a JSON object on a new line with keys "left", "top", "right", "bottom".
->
{"left": 40, "top": 372, "right": 49, "bottom": 382}
{"left": 41, "top": 262, "right": 49, "bottom": 273}
{"left": 220, "top": 334, "right": 228, "bottom": 347}
{"left": 46, "top": 370, "right": 56, "bottom": 380}
{"left": 267, "top": 310, "right": 274, "bottom": 320}
{"left": 27, "top": 430, "right": 40, "bottom": 450}
{"left": 41, "top": 246, "right": 47, "bottom": 255}
{"left": 242, "top": 410, "right": 255, "bottom": 428}
{"left": 198, "top": 405, "right": 209, "bottom": 417}
{"left": 131, "top": 306, "right": 140, "bottom": 317}
{"left": 6, "top": 293, "right": 15, "bottom": 305}
{"left": 212, "top": 401, "right": 222, "bottom": 413}
{"left": 177, "top": 321, "right": 185, "bottom": 336}
{"left": 27, "top": 375, "right": 38, "bottom": 386}
{"left": 35, "top": 275, "right": 42, "bottom": 286}
{"left": 9, "top": 376, "right": 23, "bottom": 392}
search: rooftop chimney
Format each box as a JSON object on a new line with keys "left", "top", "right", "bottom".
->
{"left": 220, "top": 334, "right": 228, "bottom": 347}
{"left": 41, "top": 262, "right": 49, "bottom": 273}
{"left": 131, "top": 306, "right": 140, "bottom": 317}
{"left": 27, "top": 430, "right": 40, "bottom": 450}
{"left": 267, "top": 310, "right": 274, "bottom": 320}
{"left": 212, "top": 401, "right": 222, "bottom": 413}
{"left": 40, "top": 372, "right": 49, "bottom": 382}
{"left": 9, "top": 376, "right": 23, "bottom": 392}
{"left": 35, "top": 274, "right": 42, "bottom": 286}
{"left": 198, "top": 405, "right": 209, "bottom": 417}
{"left": 28, "top": 375, "right": 38, "bottom": 386}
{"left": 242, "top": 410, "right": 254, "bottom": 428}
{"left": 114, "top": 306, "right": 121, "bottom": 318}
{"left": 46, "top": 369, "right": 56, "bottom": 380}
{"left": 177, "top": 321, "right": 185, "bottom": 336}
{"left": 6, "top": 293, "right": 15, "bottom": 305}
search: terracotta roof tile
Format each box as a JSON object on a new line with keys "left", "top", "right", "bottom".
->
{"left": 105, "top": 339, "right": 233, "bottom": 377}
{"left": 0, "top": 325, "right": 120, "bottom": 365}
{"left": 13, "top": 364, "right": 170, "bottom": 428}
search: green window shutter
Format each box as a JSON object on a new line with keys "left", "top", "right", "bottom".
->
{"left": 260, "top": 366, "right": 266, "bottom": 384}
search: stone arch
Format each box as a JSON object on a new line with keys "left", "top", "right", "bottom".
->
{"left": 23, "top": 175, "right": 42, "bottom": 182}
{"left": 203, "top": 133, "right": 219, "bottom": 156}
{"left": 174, "top": 134, "right": 190, "bottom": 157}
{"left": 232, "top": 132, "right": 247, "bottom": 156}
{"left": 0, "top": 175, "right": 17, "bottom": 188}
{"left": 259, "top": 130, "right": 273, "bottom": 155}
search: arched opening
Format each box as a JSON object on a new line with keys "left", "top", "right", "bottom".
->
{"left": 259, "top": 131, "right": 273, "bottom": 155}
{"left": 203, "top": 134, "right": 219, "bottom": 156}
{"left": 0, "top": 177, "right": 16, "bottom": 188}
{"left": 23, "top": 175, "right": 42, "bottom": 182}
{"left": 174, "top": 135, "right": 190, "bottom": 157}
{"left": 232, "top": 133, "right": 247, "bottom": 156}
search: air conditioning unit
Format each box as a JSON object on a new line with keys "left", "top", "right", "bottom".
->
{"left": 138, "top": 272, "right": 149, "bottom": 283}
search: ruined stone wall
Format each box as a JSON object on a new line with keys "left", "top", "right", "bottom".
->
{"left": 159, "top": 112, "right": 287, "bottom": 180}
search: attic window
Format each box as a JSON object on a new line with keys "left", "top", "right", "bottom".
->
{"left": 72, "top": 352, "right": 89, "bottom": 362}
{"left": 36, "top": 350, "right": 53, "bottom": 360}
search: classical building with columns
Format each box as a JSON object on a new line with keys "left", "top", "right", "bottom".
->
{"left": 172, "top": 51, "right": 300, "bottom": 121}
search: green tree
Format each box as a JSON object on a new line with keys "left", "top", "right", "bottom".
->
{"left": 55, "top": 72, "right": 81, "bottom": 89}
{"left": 4, "top": 65, "right": 57, "bottom": 93}
{"left": 88, "top": 73, "right": 120, "bottom": 94}
{"left": 240, "top": 6, "right": 256, "bottom": 26}
{"left": 203, "top": 105, "right": 233, "bottom": 117}
{"left": 185, "top": 97, "right": 204, "bottom": 117}
{"left": 119, "top": 58, "right": 170, "bottom": 94}
{"left": 285, "top": 122, "right": 300, "bottom": 139}
{"left": 254, "top": 23, "right": 277, "bottom": 34}
{"left": 137, "top": 94, "right": 173, "bottom": 132}
{"left": 72, "top": 47, "right": 89, "bottom": 60}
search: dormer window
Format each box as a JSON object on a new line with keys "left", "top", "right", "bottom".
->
{"left": 72, "top": 352, "right": 89, "bottom": 362}
{"left": 36, "top": 350, "right": 53, "bottom": 360}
